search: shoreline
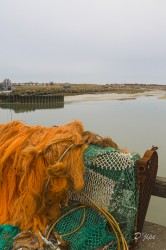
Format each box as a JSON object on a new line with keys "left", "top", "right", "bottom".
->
{"left": 0, "top": 86, "right": 166, "bottom": 104}
{"left": 64, "top": 90, "right": 166, "bottom": 102}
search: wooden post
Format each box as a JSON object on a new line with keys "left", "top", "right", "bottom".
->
{"left": 152, "top": 176, "right": 166, "bottom": 198}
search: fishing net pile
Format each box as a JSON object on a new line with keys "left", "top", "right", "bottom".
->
{"left": 54, "top": 145, "right": 140, "bottom": 249}
{"left": 0, "top": 120, "right": 89, "bottom": 235}
{"left": 0, "top": 120, "right": 141, "bottom": 249}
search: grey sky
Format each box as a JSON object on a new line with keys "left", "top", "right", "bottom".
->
{"left": 0, "top": 0, "right": 166, "bottom": 84}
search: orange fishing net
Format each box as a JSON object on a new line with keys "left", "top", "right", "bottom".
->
{"left": 0, "top": 120, "right": 88, "bottom": 234}
{"left": 0, "top": 120, "right": 119, "bottom": 239}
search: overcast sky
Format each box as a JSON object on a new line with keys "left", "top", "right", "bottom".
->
{"left": 0, "top": 0, "right": 166, "bottom": 84}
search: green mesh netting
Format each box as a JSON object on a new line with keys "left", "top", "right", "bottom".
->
{"left": 0, "top": 224, "right": 20, "bottom": 250}
{"left": 54, "top": 145, "right": 140, "bottom": 250}
{"left": 54, "top": 205, "right": 115, "bottom": 250}
{"left": 0, "top": 146, "right": 140, "bottom": 250}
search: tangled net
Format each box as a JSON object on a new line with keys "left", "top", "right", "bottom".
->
{"left": 0, "top": 120, "right": 119, "bottom": 242}
{"left": 57, "top": 145, "right": 140, "bottom": 250}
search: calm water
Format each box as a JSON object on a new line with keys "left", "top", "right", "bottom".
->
{"left": 0, "top": 95, "right": 166, "bottom": 226}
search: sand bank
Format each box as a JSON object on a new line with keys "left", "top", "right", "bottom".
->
{"left": 64, "top": 90, "right": 166, "bottom": 102}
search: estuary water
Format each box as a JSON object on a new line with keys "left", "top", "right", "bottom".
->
{"left": 0, "top": 94, "right": 166, "bottom": 226}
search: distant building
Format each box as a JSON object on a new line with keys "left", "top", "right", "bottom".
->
{"left": 0, "top": 79, "right": 12, "bottom": 91}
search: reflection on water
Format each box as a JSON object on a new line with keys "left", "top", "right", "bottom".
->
{"left": 0, "top": 95, "right": 165, "bottom": 226}
{"left": 0, "top": 102, "right": 64, "bottom": 113}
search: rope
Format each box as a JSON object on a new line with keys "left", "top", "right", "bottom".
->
{"left": 81, "top": 193, "right": 129, "bottom": 250}
{"left": 46, "top": 205, "right": 86, "bottom": 239}
{"left": 43, "top": 143, "right": 74, "bottom": 193}
{"left": 46, "top": 197, "right": 129, "bottom": 250}
{"left": 4, "top": 230, "right": 40, "bottom": 250}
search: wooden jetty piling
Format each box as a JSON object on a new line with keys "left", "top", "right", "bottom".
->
{"left": 152, "top": 176, "right": 166, "bottom": 198}
{"left": 0, "top": 94, "right": 64, "bottom": 104}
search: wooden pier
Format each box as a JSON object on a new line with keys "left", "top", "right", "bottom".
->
{"left": 152, "top": 176, "right": 166, "bottom": 198}
{"left": 0, "top": 94, "right": 64, "bottom": 104}
{"left": 136, "top": 176, "right": 166, "bottom": 249}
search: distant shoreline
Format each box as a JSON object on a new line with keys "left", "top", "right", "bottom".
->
{"left": 65, "top": 90, "right": 166, "bottom": 102}
{"left": 0, "top": 84, "right": 166, "bottom": 103}
{"left": 8, "top": 83, "right": 166, "bottom": 96}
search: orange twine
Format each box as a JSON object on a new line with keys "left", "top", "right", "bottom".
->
{"left": 0, "top": 120, "right": 119, "bottom": 245}
{"left": 0, "top": 120, "right": 87, "bottom": 236}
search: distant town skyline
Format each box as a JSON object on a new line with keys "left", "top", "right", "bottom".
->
{"left": 0, "top": 0, "right": 166, "bottom": 85}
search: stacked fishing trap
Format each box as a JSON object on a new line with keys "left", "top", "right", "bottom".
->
{"left": 53, "top": 145, "right": 140, "bottom": 250}
{"left": 0, "top": 121, "right": 158, "bottom": 249}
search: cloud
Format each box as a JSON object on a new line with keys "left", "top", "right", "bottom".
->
{"left": 0, "top": 0, "right": 166, "bottom": 84}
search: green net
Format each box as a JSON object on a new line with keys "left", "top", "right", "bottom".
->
{"left": 54, "top": 205, "right": 115, "bottom": 250}
{"left": 54, "top": 145, "right": 140, "bottom": 249}
{"left": 0, "top": 146, "right": 140, "bottom": 250}
{"left": 0, "top": 224, "right": 20, "bottom": 250}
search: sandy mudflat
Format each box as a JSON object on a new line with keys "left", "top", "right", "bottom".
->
{"left": 158, "top": 95, "right": 166, "bottom": 99}
{"left": 64, "top": 90, "right": 166, "bottom": 102}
